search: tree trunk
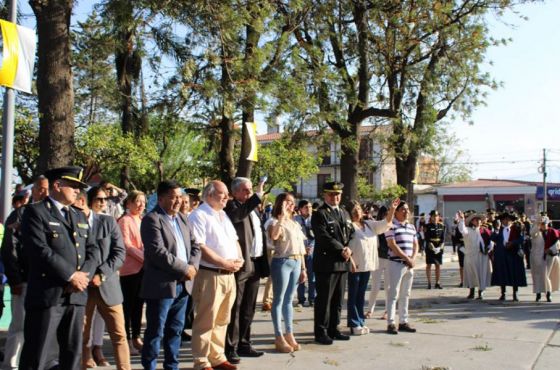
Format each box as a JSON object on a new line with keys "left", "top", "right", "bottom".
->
{"left": 32, "top": 0, "right": 75, "bottom": 174}
{"left": 237, "top": 108, "right": 255, "bottom": 178}
{"left": 395, "top": 153, "right": 418, "bottom": 210}
{"left": 219, "top": 115, "right": 235, "bottom": 188}
{"left": 339, "top": 137, "right": 360, "bottom": 207}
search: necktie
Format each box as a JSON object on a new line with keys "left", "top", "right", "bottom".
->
{"left": 63, "top": 206, "right": 72, "bottom": 226}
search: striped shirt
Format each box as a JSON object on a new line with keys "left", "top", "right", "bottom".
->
{"left": 385, "top": 218, "right": 417, "bottom": 262}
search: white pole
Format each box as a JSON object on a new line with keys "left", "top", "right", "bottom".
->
{"left": 0, "top": 0, "right": 18, "bottom": 223}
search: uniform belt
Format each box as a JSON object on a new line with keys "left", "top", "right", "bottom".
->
{"left": 199, "top": 265, "right": 234, "bottom": 275}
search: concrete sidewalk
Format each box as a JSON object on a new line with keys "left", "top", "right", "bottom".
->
{"left": 1, "top": 251, "right": 559, "bottom": 369}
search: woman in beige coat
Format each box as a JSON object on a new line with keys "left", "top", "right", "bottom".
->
{"left": 529, "top": 216, "right": 560, "bottom": 302}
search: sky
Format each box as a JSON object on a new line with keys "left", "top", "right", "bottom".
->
{"left": 448, "top": 1, "right": 560, "bottom": 183}
{"left": 11, "top": 0, "right": 560, "bottom": 183}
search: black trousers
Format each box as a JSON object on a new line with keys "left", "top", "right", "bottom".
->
{"left": 120, "top": 270, "right": 145, "bottom": 339}
{"left": 314, "top": 271, "right": 347, "bottom": 337}
{"left": 226, "top": 259, "right": 262, "bottom": 352}
{"left": 19, "top": 304, "right": 84, "bottom": 370}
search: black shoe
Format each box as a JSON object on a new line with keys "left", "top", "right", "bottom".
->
{"left": 386, "top": 324, "right": 398, "bottom": 335}
{"left": 467, "top": 288, "right": 475, "bottom": 299}
{"left": 181, "top": 330, "right": 192, "bottom": 342}
{"left": 427, "top": 283, "right": 432, "bottom": 289}
{"left": 499, "top": 294, "right": 506, "bottom": 301}
{"left": 226, "top": 350, "right": 241, "bottom": 364}
{"left": 435, "top": 283, "right": 443, "bottom": 290}
{"left": 536, "top": 293, "right": 541, "bottom": 302}
{"left": 458, "top": 283, "right": 464, "bottom": 288}
{"left": 546, "top": 292, "right": 552, "bottom": 302}
{"left": 328, "top": 331, "right": 350, "bottom": 340}
{"left": 398, "top": 323, "right": 417, "bottom": 333}
{"left": 237, "top": 348, "right": 264, "bottom": 358}
{"left": 315, "top": 334, "right": 333, "bottom": 345}
{"left": 512, "top": 294, "right": 519, "bottom": 302}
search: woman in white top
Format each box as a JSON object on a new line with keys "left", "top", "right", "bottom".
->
{"left": 346, "top": 199, "right": 397, "bottom": 335}
{"left": 457, "top": 211, "right": 493, "bottom": 299}
{"left": 529, "top": 215, "right": 560, "bottom": 302}
{"left": 268, "top": 193, "right": 307, "bottom": 352}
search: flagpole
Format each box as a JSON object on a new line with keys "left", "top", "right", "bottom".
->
{"left": 0, "top": 0, "right": 18, "bottom": 223}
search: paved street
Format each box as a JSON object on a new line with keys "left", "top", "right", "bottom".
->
{"left": 2, "top": 250, "right": 559, "bottom": 369}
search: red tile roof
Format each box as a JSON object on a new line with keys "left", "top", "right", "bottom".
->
{"left": 440, "top": 179, "right": 560, "bottom": 188}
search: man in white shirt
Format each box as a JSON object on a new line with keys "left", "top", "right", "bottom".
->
{"left": 189, "top": 181, "right": 244, "bottom": 370}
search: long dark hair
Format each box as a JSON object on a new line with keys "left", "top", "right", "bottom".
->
{"left": 87, "top": 186, "right": 106, "bottom": 208}
{"left": 272, "top": 192, "right": 294, "bottom": 219}
{"left": 377, "top": 205, "right": 388, "bottom": 221}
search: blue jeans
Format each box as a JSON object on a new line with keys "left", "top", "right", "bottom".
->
{"left": 347, "top": 271, "right": 371, "bottom": 328}
{"left": 297, "top": 254, "right": 315, "bottom": 304}
{"left": 271, "top": 257, "right": 301, "bottom": 337}
{"left": 142, "top": 283, "right": 189, "bottom": 370}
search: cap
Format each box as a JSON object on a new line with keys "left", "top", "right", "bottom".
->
{"left": 323, "top": 181, "right": 344, "bottom": 193}
{"left": 44, "top": 166, "right": 88, "bottom": 189}
{"left": 184, "top": 188, "right": 200, "bottom": 196}
{"left": 429, "top": 210, "right": 439, "bottom": 217}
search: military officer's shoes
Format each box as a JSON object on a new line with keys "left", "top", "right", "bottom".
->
{"left": 398, "top": 323, "right": 416, "bottom": 333}
{"left": 329, "top": 331, "right": 350, "bottom": 340}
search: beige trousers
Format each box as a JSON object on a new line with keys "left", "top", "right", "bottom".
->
{"left": 191, "top": 269, "right": 236, "bottom": 370}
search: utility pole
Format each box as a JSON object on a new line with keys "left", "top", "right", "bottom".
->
{"left": 0, "top": 0, "right": 17, "bottom": 223}
{"left": 543, "top": 148, "right": 547, "bottom": 215}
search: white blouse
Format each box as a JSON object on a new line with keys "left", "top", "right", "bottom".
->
{"left": 348, "top": 219, "right": 391, "bottom": 272}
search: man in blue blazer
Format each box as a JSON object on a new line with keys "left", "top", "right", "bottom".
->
{"left": 140, "top": 180, "right": 201, "bottom": 370}
{"left": 19, "top": 166, "right": 99, "bottom": 370}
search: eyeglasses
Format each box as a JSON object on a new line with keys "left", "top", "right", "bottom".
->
{"left": 94, "top": 197, "right": 108, "bottom": 202}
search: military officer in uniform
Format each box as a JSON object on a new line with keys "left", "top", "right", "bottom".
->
{"left": 311, "top": 181, "right": 353, "bottom": 345}
{"left": 424, "top": 210, "right": 445, "bottom": 289}
{"left": 19, "top": 166, "right": 99, "bottom": 370}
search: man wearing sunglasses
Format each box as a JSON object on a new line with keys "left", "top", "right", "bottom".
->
{"left": 19, "top": 166, "right": 99, "bottom": 370}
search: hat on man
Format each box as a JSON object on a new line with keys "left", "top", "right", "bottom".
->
{"left": 44, "top": 166, "right": 88, "bottom": 189}
{"left": 323, "top": 181, "right": 344, "bottom": 193}
{"left": 499, "top": 211, "right": 518, "bottom": 222}
{"left": 184, "top": 188, "right": 200, "bottom": 196}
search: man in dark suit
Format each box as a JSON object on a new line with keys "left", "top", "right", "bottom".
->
{"left": 311, "top": 181, "right": 353, "bottom": 345}
{"left": 140, "top": 180, "right": 201, "bottom": 370}
{"left": 1, "top": 175, "right": 48, "bottom": 370}
{"left": 19, "top": 166, "right": 99, "bottom": 370}
{"left": 74, "top": 188, "right": 130, "bottom": 369}
{"left": 224, "top": 177, "right": 268, "bottom": 363}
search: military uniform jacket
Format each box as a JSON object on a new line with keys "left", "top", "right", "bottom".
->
{"left": 311, "top": 203, "right": 353, "bottom": 273}
{"left": 425, "top": 222, "right": 445, "bottom": 251}
{"left": 90, "top": 213, "right": 126, "bottom": 307}
{"left": 0, "top": 206, "right": 28, "bottom": 287}
{"left": 21, "top": 198, "right": 99, "bottom": 308}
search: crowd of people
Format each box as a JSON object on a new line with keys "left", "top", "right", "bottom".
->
{"left": 0, "top": 166, "right": 559, "bottom": 370}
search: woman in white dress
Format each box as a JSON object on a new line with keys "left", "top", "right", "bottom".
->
{"left": 529, "top": 216, "right": 560, "bottom": 302}
{"left": 457, "top": 211, "right": 493, "bottom": 299}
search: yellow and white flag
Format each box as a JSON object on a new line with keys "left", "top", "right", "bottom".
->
{"left": 0, "top": 19, "right": 36, "bottom": 94}
{"left": 245, "top": 121, "right": 258, "bottom": 162}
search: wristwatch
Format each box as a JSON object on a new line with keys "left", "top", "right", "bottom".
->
{"left": 99, "top": 273, "right": 107, "bottom": 282}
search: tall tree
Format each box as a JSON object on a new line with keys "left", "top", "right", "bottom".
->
{"left": 30, "top": 0, "right": 75, "bottom": 173}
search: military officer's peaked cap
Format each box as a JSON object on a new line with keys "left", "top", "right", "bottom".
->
{"left": 323, "top": 181, "right": 344, "bottom": 193}
{"left": 44, "top": 166, "right": 88, "bottom": 189}
{"left": 184, "top": 188, "right": 200, "bottom": 196}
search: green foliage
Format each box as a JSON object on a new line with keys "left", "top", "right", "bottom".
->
{"left": 72, "top": 11, "right": 119, "bottom": 126}
{"left": 251, "top": 137, "right": 320, "bottom": 193}
{"left": 372, "top": 184, "right": 407, "bottom": 203}
{"left": 12, "top": 108, "right": 40, "bottom": 184}
{"left": 75, "top": 123, "right": 158, "bottom": 186}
